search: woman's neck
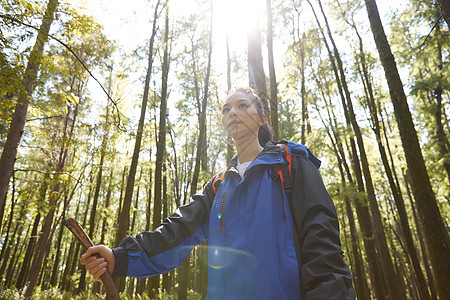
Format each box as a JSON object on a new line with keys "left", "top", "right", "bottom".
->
{"left": 235, "top": 137, "right": 263, "bottom": 164}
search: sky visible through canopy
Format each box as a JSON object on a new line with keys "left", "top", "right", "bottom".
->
{"left": 72, "top": 0, "right": 405, "bottom": 132}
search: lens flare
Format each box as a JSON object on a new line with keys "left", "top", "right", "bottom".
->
{"left": 175, "top": 245, "right": 254, "bottom": 271}
{"left": 208, "top": 245, "right": 254, "bottom": 270}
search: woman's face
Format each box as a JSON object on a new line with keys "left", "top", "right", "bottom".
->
{"left": 221, "top": 92, "right": 266, "bottom": 142}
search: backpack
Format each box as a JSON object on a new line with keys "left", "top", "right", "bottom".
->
{"left": 212, "top": 143, "right": 293, "bottom": 220}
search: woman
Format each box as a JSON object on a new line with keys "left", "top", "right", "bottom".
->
{"left": 81, "top": 87, "right": 355, "bottom": 299}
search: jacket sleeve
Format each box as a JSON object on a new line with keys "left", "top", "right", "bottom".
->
{"left": 291, "top": 156, "right": 356, "bottom": 300}
{"left": 111, "top": 177, "right": 216, "bottom": 279}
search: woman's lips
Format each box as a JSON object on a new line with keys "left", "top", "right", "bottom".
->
{"left": 228, "top": 121, "right": 242, "bottom": 127}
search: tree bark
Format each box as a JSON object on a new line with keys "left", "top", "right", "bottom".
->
{"left": 300, "top": 33, "right": 306, "bottom": 145}
{"left": 0, "top": 0, "right": 58, "bottom": 228}
{"left": 247, "top": 20, "right": 270, "bottom": 118}
{"left": 433, "top": 22, "right": 450, "bottom": 183}
{"left": 179, "top": 3, "right": 213, "bottom": 298}
{"left": 308, "top": 1, "right": 386, "bottom": 297}
{"left": 49, "top": 213, "right": 66, "bottom": 287}
{"left": 16, "top": 211, "right": 41, "bottom": 289}
{"left": 149, "top": 3, "right": 169, "bottom": 296}
{"left": 355, "top": 30, "right": 430, "bottom": 299}
{"left": 316, "top": 1, "right": 406, "bottom": 297}
{"left": 226, "top": 34, "right": 234, "bottom": 163}
{"left": 313, "top": 54, "right": 385, "bottom": 300}
{"left": 266, "top": 0, "right": 279, "bottom": 140}
{"left": 403, "top": 170, "right": 439, "bottom": 299}
{"left": 435, "top": 0, "right": 450, "bottom": 29}
{"left": 312, "top": 91, "right": 371, "bottom": 299}
{"left": 161, "top": 169, "right": 170, "bottom": 292}
{"left": 25, "top": 96, "right": 78, "bottom": 297}
{"left": 364, "top": 0, "right": 450, "bottom": 297}
{"left": 115, "top": 0, "right": 160, "bottom": 248}
{"left": 0, "top": 171, "right": 17, "bottom": 276}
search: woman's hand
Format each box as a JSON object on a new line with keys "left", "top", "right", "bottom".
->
{"left": 80, "top": 245, "right": 115, "bottom": 282}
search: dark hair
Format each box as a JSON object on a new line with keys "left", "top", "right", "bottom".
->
{"left": 227, "top": 87, "right": 274, "bottom": 147}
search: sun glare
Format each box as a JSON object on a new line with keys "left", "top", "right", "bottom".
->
{"left": 214, "top": 0, "right": 261, "bottom": 37}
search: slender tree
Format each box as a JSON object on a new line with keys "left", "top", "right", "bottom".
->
{"left": 179, "top": 1, "right": 213, "bottom": 298}
{"left": 364, "top": 0, "right": 450, "bottom": 297}
{"left": 310, "top": 70, "right": 370, "bottom": 299}
{"left": 300, "top": 33, "right": 307, "bottom": 145}
{"left": 115, "top": 0, "right": 161, "bottom": 247}
{"left": 266, "top": 0, "right": 279, "bottom": 140}
{"left": 354, "top": 27, "right": 430, "bottom": 298}
{"left": 0, "top": 0, "right": 58, "bottom": 227}
{"left": 247, "top": 19, "right": 270, "bottom": 118}
{"left": 307, "top": 1, "right": 387, "bottom": 297}
{"left": 26, "top": 83, "right": 81, "bottom": 296}
{"left": 15, "top": 210, "right": 41, "bottom": 289}
{"left": 318, "top": 1, "right": 407, "bottom": 297}
{"left": 435, "top": 0, "right": 450, "bottom": 28}
{"left": 149, "top": 3, "right": 169, "bottom": 295}
{"left": 226, "top": 34, "right": 234, "bottom": 164}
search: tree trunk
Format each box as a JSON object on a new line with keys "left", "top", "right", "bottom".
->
{"left": 115, "top": 166, "right": 127, "bottom": 228}
{"left": 435, "top": 0, "right": 450, "bottom": 29}
{"left": 247, "top": 20, "right": 269, "bottom": 118}
{"left": 310, "top": 61, "right": 382, "bottom": 298}
{"left": 161, "top": 170, "right": 170, "bottom": 292}
{"left": 266, "top": 0, "right": 278, "bottom": 140}
{"left": 115, "top": 0, "right": 160, "bottom": 247}
{"left": 316, "top": 1, "right": 406, "bottom": 297}
{"left": 308, "top": 2, "right": 386, "bottom": 297}
{"left": 5, "top": 211, "right": 28, "bottom": 288}
{"left": 101, "top": 169, "right": 113, "bottom": 246}
{"left": 25, "top": 197, "right": 57, "bottom": 296}
{"left": 433, "top": 22, "right": 450, "bottom": 183}
{"left": 25, "top": 99, "right": 77, "bottom": 297}
{"left": 36, "top": 98, "right": 80, "bottom": 294}
{"left": 0, "top": 171, "right": 17, "bottom": 277}
{"left": 0, "top": 187, "right": 23, "bottom": 285}
{"left": 80, "top": 111, "right": 109, "bottom": 292}
{"left": 324, "top": 112, "right": 371, "bottom": 299}
{"left": 60, "top": 188, "right": 82, "bottom": 291}
{"left": 149, "top": 3, "right": 168, "bottom": 296}
{"left": 0, "top": 0, "right": 58, "bottom": 229}
{"left": 331, "top": 133, "right": 370, "bottom": 300}
{"left": 16, "top": 211, "right": 41, "bottom": 289}
{"left": 355, "top": 29, "right": 430, "bottom": 299}
{"left": 114, "top": 2, "right": 161, "bottom": 295}
{"left": 300, "top": 33, "right": 306, "bottom": 145}
{"left": 226, "top": 34, "right": 234, "bottom": 163}
{"left": 49, "top": 214, "right": 65, "bottom": 287}
{"left": 403, "top": 170, "right": 439, "bottom": 300}
{"left": 364, "top": 0, "right": 450, "bottom": 297}
{"left": 179, "top": 3, "right": 213, "bottom": 298}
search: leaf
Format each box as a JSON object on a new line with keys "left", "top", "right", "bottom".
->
{"left": 66, "top": 93, "right": 79, "bottom": 105}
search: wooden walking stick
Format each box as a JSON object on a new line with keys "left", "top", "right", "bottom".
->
{"left": 62, "top": 218, "right": 121, "bottom": 300}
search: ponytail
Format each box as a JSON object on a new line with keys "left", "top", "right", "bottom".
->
{"left": 258, "top": 122, "right": 274, "bottom": 147}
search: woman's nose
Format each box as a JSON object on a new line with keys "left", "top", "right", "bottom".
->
{"left": 229, "top": 106, "right": 237, "bottom": 116}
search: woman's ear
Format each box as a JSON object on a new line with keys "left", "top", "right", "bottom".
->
{"left": 259, "top": 114, "right": 268, "bottom": 126}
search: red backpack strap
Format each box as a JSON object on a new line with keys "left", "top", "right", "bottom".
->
{"left": 272, "top": 143, "right": 294, "bottom": 220}
{"left": 276, "top": 143, "right": 292, "bottom": 180}
{"left": 212, "top": 168, "right": 227, "bottom": 195}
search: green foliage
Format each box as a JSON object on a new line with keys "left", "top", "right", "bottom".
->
{"left": 390, "top": 0, "right": 450, "bottom": 201}
{"left": 0, "top": 286, "right": 202, "bottom": 300}
{"left": 0, "top": 0, "right": 448, "bottom": 298}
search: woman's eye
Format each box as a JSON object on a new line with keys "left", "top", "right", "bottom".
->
{"left": 239, "top": 104, "right": 248, "bottom": 109}
{"left": 222, "top": 108, "right": 230, "bottom": 114}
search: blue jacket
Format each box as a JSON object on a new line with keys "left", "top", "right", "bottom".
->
{"left": 112, "top": 141, "right": 355, "bottom": 299}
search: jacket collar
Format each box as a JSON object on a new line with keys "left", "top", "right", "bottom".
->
{"left": 226, "top": 141, "right": 284, "bottom": 173}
